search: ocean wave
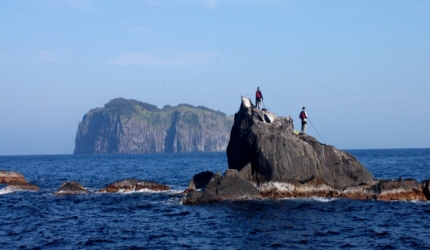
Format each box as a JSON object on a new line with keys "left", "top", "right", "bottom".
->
{"left": 0, "top": 187, "right": 14, "bottom": 195}
{"left": 310, "top": 197, "right": 338, "bottom": 202}
{"left": 278, "top": 196, "right": 338, "bottom": 202}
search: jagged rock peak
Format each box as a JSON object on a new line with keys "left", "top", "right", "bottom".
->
{"left": 227, "top": 96, "right": 374, "bottom": 190}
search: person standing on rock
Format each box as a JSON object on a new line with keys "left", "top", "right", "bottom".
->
{"left": 300, "top": 107, "right": 308, "bottom": 134}
{"left": 255, "top": 87, "right": 263, "bottom": 110}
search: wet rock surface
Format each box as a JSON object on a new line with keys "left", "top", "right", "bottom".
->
{"left": 259, "top": 178, "right": 428, "bottom": 201}
{"left": 0, "top": 170, "right": 39, "bottom": 191}
{"left": 0, "top": 170, "right": 27, "bottom": 184}
{"left": 99, "top": 178, "right": 170, "bottom": 193}
{"left": 6, "top": 182, "right": 40, "bottom": 191}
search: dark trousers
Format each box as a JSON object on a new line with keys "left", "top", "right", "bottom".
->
{"left": 301, "top": 120, "right": 307, "bottom": 134}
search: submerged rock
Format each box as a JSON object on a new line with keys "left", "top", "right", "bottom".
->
{"left": 55, "top": 182, "right": 90, "bottom": 195}
{"left": 99, "top": 178, "right": 170, "bottom": 193}
{"left": 5, "top": 182, "right": 40, "bottom": 192}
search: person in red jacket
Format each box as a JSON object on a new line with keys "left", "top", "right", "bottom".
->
{"left": 255, "top": 87, "right": 263, "bottom": 110}
{"left": 299, "top": 107, "right": 308, "bottom": 134}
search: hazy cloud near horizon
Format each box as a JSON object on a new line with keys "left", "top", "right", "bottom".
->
{"left": 109, "top": 51, "right": 219, "bottom": 66}
{"left": 0, "top": 0, "right": 429, "bottom": 155}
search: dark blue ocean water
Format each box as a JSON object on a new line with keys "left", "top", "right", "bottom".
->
{"left": 1, "top": 149, "right": 430, "bottom": 249}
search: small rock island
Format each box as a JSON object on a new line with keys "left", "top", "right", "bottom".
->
{"left": 184, "top": 97, "right": 430, "bottom": 204}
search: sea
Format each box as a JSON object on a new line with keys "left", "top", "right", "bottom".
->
{"left": 1, "top": 148, "right": 430, "bottom": 249}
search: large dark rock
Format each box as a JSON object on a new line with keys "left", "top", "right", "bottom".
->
{"left": 55, "top": 182, "right": 90, "bottom": 195}
{"left": 99, "top": 178, "right": 170, "bottom": 193}
{"left": 183, "top": 169, "right": 261, "bottom": 205}
{"left": 226, "top": 97, "right": 374, "bottom": 190}
{"left": 184, "top": 171, "right": 214, "bottom": 193}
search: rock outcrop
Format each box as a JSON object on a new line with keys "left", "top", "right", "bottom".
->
{"left": 99, "top": 178, "right": 170, "bottom": 193}
{"left": 259, "top": 178, "right": 429, "bottom": 201}
{"left": 0, "top": 170, "right": 39, "bottom": 191}
{"left": 0, "top": 170, "right": 27, "bottom": 184}
{"left": 184, "top": 169, "right": 261, "bottom": 205}
{"left": 4, "top": 182, "right": 40, "bottom": 192}
{"left": 226, "top": 96, "right": 374, "bottom": 190}
{"left": 184, "top": 97, "right": 430, "bottom": 204}
{"left": 183, "top": 171, "right": 214, "bottom": 194}
{"left": 74, "top": 98, "right": 234, "bottom": 154}
{"left": 55, "top": 182, "right": 90, "bottom": 195}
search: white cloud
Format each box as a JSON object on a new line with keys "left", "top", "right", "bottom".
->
{"left": 67, "top": 0, "right": 92, "bottom": 11}
{"left": 145, "top": 0, "right": 218, "bottom": 8}
{"left": 38, "top": 50, "right": 70, "bottom": 63}
{"left": 110, "top": 51, "right": 219, "bottom": 66}
{"left": 126, "top": 26, "right": 154, "bottom": 35}
{"left": 43, "top": 0, "right": 94, "bottom": 11}
{"left": 145, "top": 0, "right": 282, "bottom": 9}
{"left": 0, "top": 54, "right": 14, "bottom": 64}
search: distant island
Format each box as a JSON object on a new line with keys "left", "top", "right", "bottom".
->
{"left": 74, "top": 98, "right": 234, "bottom": 154}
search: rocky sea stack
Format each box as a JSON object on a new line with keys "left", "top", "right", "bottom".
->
{"left": 74, "top": 98, "right": 234, "bottom": 154}
{"left": 184, "top": 97, "right": 430, "bottom": 204}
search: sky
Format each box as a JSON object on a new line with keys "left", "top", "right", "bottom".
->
{"left": 1, "top": 0, "right": 429, "bottom": 155}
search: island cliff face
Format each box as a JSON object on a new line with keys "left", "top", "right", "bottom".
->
{"left": 74, "top": 98, "right": 233, "bottom": 154}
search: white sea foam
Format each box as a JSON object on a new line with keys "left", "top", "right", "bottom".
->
{"left": 0, "top": 187, "right": 16, "bottom": 195}
{"left": 0, "top": 188, "right": 12, "bottom": 195}
{"left": 278, "top": 196, "right": 337, "bottom": 202}
{"left": 310, "top": 197, "right": 337, "bottom": 202}
{"left": 97, "top": 188, "right": 179, "bottom": 195}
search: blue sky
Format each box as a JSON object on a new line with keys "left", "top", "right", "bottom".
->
{"left": 1, "top": 0, "right": 429, "bottom": 155}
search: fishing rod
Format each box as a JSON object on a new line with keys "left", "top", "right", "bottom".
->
{"left": 308, "top": 118, "right": 326, "bottom": 145}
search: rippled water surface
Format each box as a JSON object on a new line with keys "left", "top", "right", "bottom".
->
{"left": 1, "top": 149, "right": 430, "bottom": 249}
